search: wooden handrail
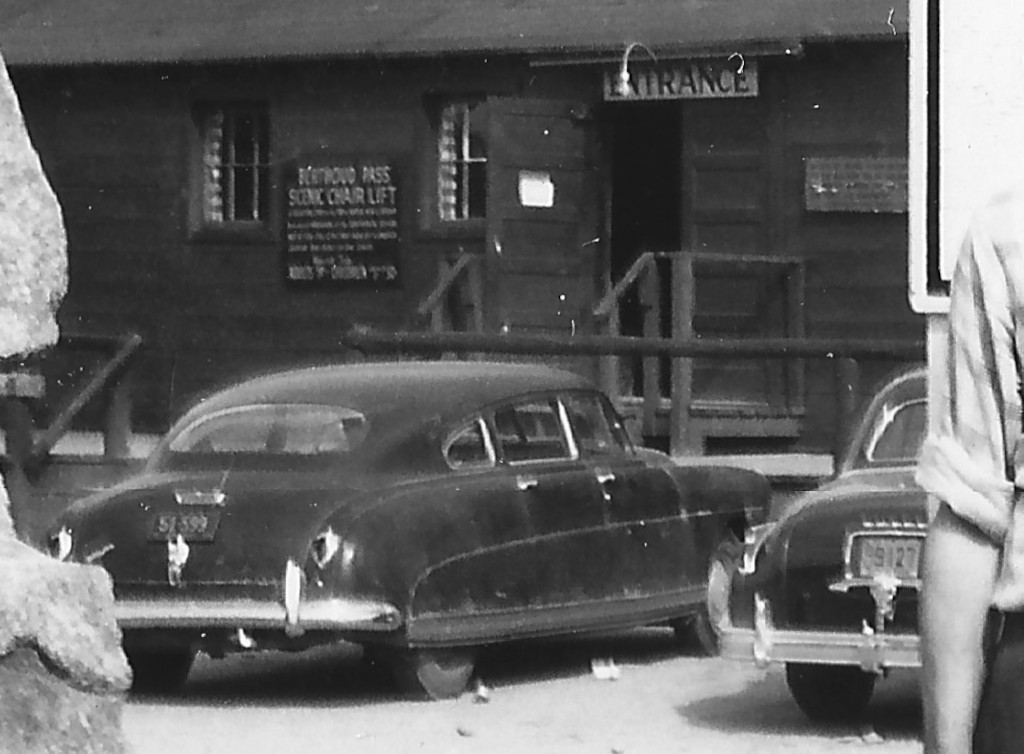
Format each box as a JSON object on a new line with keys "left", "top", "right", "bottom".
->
{"left": 342, "top": 328, "right": 923, "bottom": 361}
{"left": 593, "top": 252, "right": 660, "bottom": 318}
{"left": 416, "top": 253, "right": 476, "bottom": 319}
{"left": 30, "top": 331, "right": 143, "bottom": 462}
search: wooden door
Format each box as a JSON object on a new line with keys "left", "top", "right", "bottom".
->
{"left": 484, "top": 99, "right": 598, "bottom": 354}
{"left": 680, "top": 98, "right": 790, "bottom": 413}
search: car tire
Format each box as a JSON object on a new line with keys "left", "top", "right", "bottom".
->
{"left": 386, "top": 647, "right": 476, "bottom": 700}
{"left": 125, "top": 647, "right": 196, "bottom": 694}
{"left": 672, "top": 533, "right": 742, "bottom": 656}
{"left": 785, "top": 662, "right": 876, "bottom": 722}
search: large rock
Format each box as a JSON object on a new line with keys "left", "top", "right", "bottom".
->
{"left": 0, "top": 516, "right": 132, "bottom": 753}
{"left": 0, "top": 50, "right": 67, "bottom": 359}
{"left": 0, "top": 48, "right": 130, "bottom": 753}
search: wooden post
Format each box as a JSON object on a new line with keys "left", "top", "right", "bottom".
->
{"left": 832, "top": 357, "right": 860, "bottom": 468}
{"left": 468, "top": 258, "right": 485, "bottom": 334}
{"left": 598, "top": 298, "right": 621, "bottom": 399}
{"left": 103, "top": 370, "right": 133, "bottom": 461}
{"left": 669, "top": 254, "right": 699, "bottom": 456}
{"left": 640, "top": 263, "right": 660, "bottom": 437}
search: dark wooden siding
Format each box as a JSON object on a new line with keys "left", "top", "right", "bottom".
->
{"left": 778, "top": 41, "right": 922, "bottom": 449}
{"left": 9, "top": 43, "right": 917, "bottom": 453}
{"left": 11, "top": 67, "right": 185, "bottom": 428}
{"left": 11, "top": 58, "right": 602, "bottom": 430}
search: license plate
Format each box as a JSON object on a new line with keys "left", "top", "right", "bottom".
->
{"left": 148, "top": 511, "right": 221, "bottom": 542}
{"left": 855, "top": 535, "right": 923, "bottom": 580}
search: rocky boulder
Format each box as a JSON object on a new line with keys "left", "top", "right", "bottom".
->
{"left": 0, "top": 51, "right": 67, "bottom": 359}
{"left": 0, "top": 531, "right": 132, "bottom": 753}
{"left": 0, "top": 47, "right": 132, "bottom": 753}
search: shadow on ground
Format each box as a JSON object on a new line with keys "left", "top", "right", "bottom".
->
{"left": 130, "top": 626, "right": 704, "bottom": 708}
{"left": 678, "top": 666, "right": 922, "bottom": 743}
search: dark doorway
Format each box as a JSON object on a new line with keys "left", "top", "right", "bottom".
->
{"left": 610, "top": 102, "right": 681, "bottom": 283}
{"left": 609, "top": 102, "right": 681, "bottom": 395}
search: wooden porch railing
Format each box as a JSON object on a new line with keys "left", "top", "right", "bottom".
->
{"left": 341, "top": 327, "right": 924, "bottom": 466}
{"left": 0, "top": 331, "right": 144, "bottom": 466}
{"left": 0, "top": 330, "right": 144, "bottom": 539}
{"left": 593, "top": 250, "right": 807, "bottom": 451}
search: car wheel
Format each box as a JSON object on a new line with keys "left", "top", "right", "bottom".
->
{"left": 785, "top": 663, "right": 876, "bottom": 722}
{"left": 386, "top": 647, "right": 476, "bottom": 700}
{"left": 125, "top": 647, "right": 196, "bottom": 694}
{"left": 672, "top": 534, "right": 742, "bottom": 656}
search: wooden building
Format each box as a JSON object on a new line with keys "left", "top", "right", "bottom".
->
{"left": 0, "top": 0, "right": 920, "bottom": 455}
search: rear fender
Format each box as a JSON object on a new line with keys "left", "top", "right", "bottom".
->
{"left": 667, "top": 464, "right": 771, "bottom": 543}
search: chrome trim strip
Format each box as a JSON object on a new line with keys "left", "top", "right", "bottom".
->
{"left": 115, "top": 597, "right": 402, "bottom": 632}
{"left": 719, "top": 625, "right": 920, "bottom": 672}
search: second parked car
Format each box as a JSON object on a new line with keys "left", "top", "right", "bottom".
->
{"left": 719, "top": 366, "right": 927, "bottom": 722}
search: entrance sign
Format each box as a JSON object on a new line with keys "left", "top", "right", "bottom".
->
{"left": 603, "top": 59, "right": 758, "bottom": 102}
{"left": 909, "top": 0, "right": 1024, "bottom": 313}
{"left": 284, "top": 157, "right": 400, "bottom": 287}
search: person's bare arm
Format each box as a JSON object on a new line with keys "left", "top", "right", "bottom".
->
{"left": 921, "top": 502, "right": 1001, "bottom": 754}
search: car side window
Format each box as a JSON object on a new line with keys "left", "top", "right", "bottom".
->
{"left": 562, "top": 393, "right": 625, "bottom": 457}
{"left": 443, "top": 417, "right": 495, "bottom": 470}
{"left": 493, "top": 399, "right": 572, "bottom": 463}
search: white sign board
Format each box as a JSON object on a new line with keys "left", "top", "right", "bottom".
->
{"left": 909, "top": 0, "right": 1024, "bottom": 314}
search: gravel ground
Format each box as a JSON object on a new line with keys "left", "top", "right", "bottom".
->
{"left": 122, "top": 629, "right": 923, "bottom": 754}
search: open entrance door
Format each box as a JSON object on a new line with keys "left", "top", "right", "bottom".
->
{"left": 608, "top": 96, "right": 803, "bottom": 451}
{"left": 484, "top": 98, "right": 599, "bottom": 367}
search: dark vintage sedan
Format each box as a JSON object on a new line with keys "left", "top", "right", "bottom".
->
{"left": 719, "top": 366, "right": 927, "bottom": 722}
{"left": 46, "top": 360, "right": 770, "bottom": 699}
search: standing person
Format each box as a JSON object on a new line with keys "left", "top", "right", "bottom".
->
{"left": 917, "top": 187, "right": 1024, "bottom": 754}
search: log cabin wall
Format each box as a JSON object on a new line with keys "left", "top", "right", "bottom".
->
{"left": 11, "top": 58, "right": 595, "bottom": 430}
{"left": 8, "top": 39, "right": 919, "bottom": 452}
{"left": 777, "top": 41, "right": 918, "bottom": 451}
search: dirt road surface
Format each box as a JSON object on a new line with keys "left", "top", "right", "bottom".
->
{"left": 122, "top": 629, "right": 922, "bottom": 754}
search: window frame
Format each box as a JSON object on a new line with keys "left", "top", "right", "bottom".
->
{"left": 420, "top": 94, "right": 489, "bottom": 235}
{"left": 862, "top": 397, "right": 927, "bottom": 466}
{"left": 442, "top": 416, "right": 497, "bottom": 471}
{"left": 490, "top": 396, "right": 576, "bottom": 466}
{"left": 189, "top": 99, "right": 274, "bottom": 243}
{"left": 560, "top": 391, "right": 631, "bottom": 458}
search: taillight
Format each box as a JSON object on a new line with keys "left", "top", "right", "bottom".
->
{"left": 47, "top": 526, "right": 73, "bottom": 562}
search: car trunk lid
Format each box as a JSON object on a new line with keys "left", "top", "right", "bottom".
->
{"left": 66, "top": 470, "right": 364, "bottom": 586}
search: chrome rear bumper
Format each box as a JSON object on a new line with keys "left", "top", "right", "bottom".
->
{"left": 116, "top": 596, "right": 402, "bottom": 633}
{"left": 720, "top": 623, "right": 920, "bottom": 673}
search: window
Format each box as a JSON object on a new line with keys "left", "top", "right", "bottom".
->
{"left": 562, "top": 393, "right": 626, "bottom": 457}
{"left": 166, "top": 404, "right": 369, "bottom": 457}
{"left": 197, "top": 103, "right": 270, "bottom": 225}
{"left": 864, "top": 399, "right": 927, "bottom": 464}
{"left": 437, "top": 100, "right": 488, "bottom": 221}
{"left": 493, "top": 399, "right": 572, "bottom": 463}
{"left": 443, "top": 418, "right": 495, "bottom": 470}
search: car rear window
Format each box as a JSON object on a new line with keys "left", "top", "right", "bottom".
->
{"left": 864, "top": 398, "right": 926, "bottom": 464}
{"left": 166, "top": 403, "right": 370, "bottom": 457}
